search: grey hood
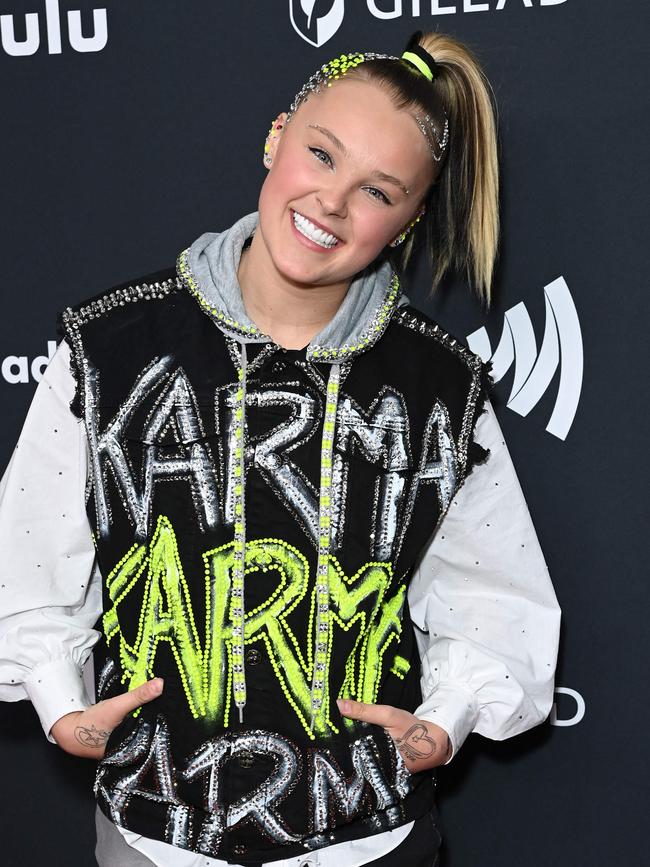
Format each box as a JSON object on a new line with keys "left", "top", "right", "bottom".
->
{"left": 177, "top": 211, "right": 408, "bottom": 362}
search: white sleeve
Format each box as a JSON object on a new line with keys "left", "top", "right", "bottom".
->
{"left": 0, "top": 340, "right": 102, "bottom": 742}
{"left": 407, "top": 398, "right": 561, "bottom": 763}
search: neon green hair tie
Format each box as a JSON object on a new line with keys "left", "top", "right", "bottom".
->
{"left": 401, "top": 50, "right": 434, "bottom": 82}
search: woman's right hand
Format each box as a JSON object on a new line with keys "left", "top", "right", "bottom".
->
{"left": 49, "top": 677, "right": 164, "bottom": 759}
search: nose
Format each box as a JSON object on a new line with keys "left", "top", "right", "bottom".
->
{"left": 316, "top": 183, "right": 349, "bottom": 219}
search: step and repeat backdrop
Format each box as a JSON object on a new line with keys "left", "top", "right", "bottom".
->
{"left": 0, "top": 2, "right": 646, "bottom": 865}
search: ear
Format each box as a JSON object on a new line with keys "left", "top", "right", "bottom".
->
{"left": 389, "top": 206, "right": 427, "bottom": 246}
{"left": 263, "top": 111, "right": 289, "bottom": 168}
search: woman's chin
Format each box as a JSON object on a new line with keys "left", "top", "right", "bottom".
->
{"left": 269, "top": 251, "right": 338, "bottom": 288}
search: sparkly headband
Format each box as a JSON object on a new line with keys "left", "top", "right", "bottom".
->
{"left": 285, "top": 46, "right": 449, "bottom": 162}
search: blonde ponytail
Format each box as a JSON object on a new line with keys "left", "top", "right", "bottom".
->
{"left": 333, "top": 32, "right": 501, "bottom": 307}
{"left": 418, "top": 31, "right": 500, "bottom": 307}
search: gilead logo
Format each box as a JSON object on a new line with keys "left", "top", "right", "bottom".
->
{"left": 2, "top": 341, "right": 57, "bottom": 383}
{"left": 290, "top": 0, "right": 345, "bottom": 48}
{"left": 0, "top": 0, "right": 107, "bottom": 57}
{"left": 290, "top": 1, "right": 569, "bottom": 47}
{"left": 366, "top": 0, "right": 567, "bottom": 17}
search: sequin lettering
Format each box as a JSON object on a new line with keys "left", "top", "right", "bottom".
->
{"left": 97, "top": 718, "right": 410, "bottom": 854}
{"left": 395, "top": 399, "right": 458, "bottom": 559}
{"left": 95, "top": 716, "right": 191, "bottom": 847}
{"left": 308, "top": 735, "right": 399, "bottom": 833}
{"left": 336, "top": 389, "right": 411, "bottom": 560}
{"left": 104, "top": 518, "right": 403, "bottom": 738}
{"left": 86, "top": 360, "right": 220, "bottom": 539}
{"left": 229, "top": 387, "right": 321, "bottom": 541}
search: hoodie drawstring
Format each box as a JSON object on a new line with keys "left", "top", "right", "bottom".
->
{"left": 230, "top": 351, "right": 342, "bottom": 732}
{"left": 309, "top": 363, "right": 341, "bottom": 731}
{"left": 231, "top": 343, "right": 248, "bottom": 723}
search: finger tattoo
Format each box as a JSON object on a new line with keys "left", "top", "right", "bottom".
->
{"left": 74, "top": 724, "right": 111, "bottom": 749}
{"left": 394, "top": 724, "right": 438, "bottom": 761}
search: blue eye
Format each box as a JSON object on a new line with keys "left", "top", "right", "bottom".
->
{"left": 309, "top": 146, "right": 332, "bottom": 166}
{"left": 366, "top": 187, "right": 391, "bottom": 205}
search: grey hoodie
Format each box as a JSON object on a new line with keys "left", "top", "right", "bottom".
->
{"left": 182, "top": 211, "right": 408, "bottom": 359}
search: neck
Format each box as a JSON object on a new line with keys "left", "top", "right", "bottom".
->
{"left": 237, "top": 231, "right": 350, "bottom": 350}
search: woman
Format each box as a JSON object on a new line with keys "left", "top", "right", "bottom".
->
{"left": 0, "top": 31, "right": 560, "bottom": 867}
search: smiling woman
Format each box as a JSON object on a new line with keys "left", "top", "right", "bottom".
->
{"left": 0, "top": 27, "right": 559, "bottom": 867}
{"left": 240, "top": 34, "right": 498, "bottom": 353}
{"left": 281, "top": 35, "right": 498, "bottom": 299}
{"left": 255, "top": 79, "right": 434, "bottom": 289}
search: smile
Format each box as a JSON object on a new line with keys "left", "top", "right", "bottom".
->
{"left": 291, "top": 210, "right": 341, "bottom": 249}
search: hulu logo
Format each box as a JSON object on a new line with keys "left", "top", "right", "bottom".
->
{"left": 1, "top": 0, "right": 107, "bottom": 56}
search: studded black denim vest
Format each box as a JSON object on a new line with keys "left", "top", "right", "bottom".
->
{"left": 59, "top": 265, "right": 489, "bottom": 865}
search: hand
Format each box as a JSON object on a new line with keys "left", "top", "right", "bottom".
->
{"left": 336, "top": 698, "right": 452, "bottom": 773}
{"left": 50, "top": 677, "right": 164, "bottom": 759}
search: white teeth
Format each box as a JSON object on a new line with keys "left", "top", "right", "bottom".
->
{"left": 293, "top": 211, "right": 339, "bottom": 248}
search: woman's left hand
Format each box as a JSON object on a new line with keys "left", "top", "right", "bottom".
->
{"left": 336, "top": 698, "right": 452, "bottom": 773}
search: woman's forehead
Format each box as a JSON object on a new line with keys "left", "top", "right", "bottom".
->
{"left": 291, "top": 79, "right": 433, "bottom": 185}
{"left": 296, "top": 78, "right": 404, "bottom": 125}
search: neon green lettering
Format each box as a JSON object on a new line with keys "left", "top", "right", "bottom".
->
{"left": 389, "top": 654, "right": 411, "bottom": 679}
{"left": 204, "top": 539, "right": 309, "bottom": 728}
{"left": 103, "top": 518, "right": 407, "bottom": 738}
{"left": 359, "top": 584, "right": 406, "bottom": 703}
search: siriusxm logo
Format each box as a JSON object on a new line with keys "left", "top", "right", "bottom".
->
{"left": 2, "top": 341, "right": 57, "bottom": 384}
{"left": 1, "top": 1, "right": 107, "bottom": 57}
{"left": 466, "top": 277, "right": 583, "bottom": 441}
{"left": 290, "top": 0, "right": 569, "bottom": 47}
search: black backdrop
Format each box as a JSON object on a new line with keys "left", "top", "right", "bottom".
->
{"left": 1, "top": 2, "right": 647, "bottom": 864}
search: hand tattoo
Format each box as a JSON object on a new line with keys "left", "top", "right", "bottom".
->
{"left": 74, "top": 724, "right": 111, "bottom": 749}
{"left": 394, "top": 723, "right": 438, "bottom": 762}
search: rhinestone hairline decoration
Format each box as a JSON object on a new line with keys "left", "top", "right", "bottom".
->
{"left": 413, "top": 113, "right": 450, "bottom": 162}
{"left": 285, "top": 52, "right": 449, "bottom": 162}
